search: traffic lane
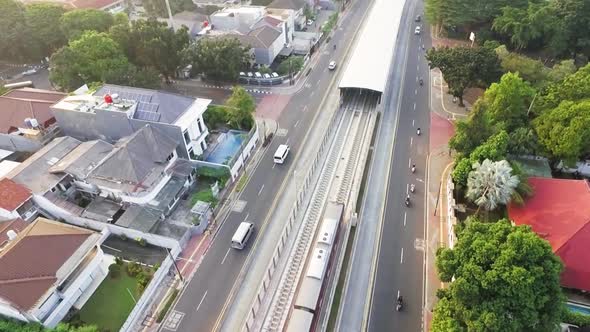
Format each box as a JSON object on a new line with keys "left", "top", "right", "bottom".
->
{"left": 171, "top": 137, "right": 295, "bottom": 332}
{"left": 170, "top": 57, "right": 339, "bottom": 331}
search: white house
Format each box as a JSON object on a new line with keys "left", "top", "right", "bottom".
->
{"left": 0, "top": 217, "right": 107, "bottom": 327}
{"left": 0, "top": 178, "right": 38, "bottom": 222}
{"left": 210, "top": 6, "right": 266, "bottom": 31}
{"left": 51, "top": 84, "right": 212, "bottom": 161}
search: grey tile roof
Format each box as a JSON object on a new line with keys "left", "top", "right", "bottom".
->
{"left": 147, "top": 175, "right": 186, "bottom": 213}
{"left": 247, "top": 25, "right": 282, "bottom": 48}
{"left": 268, "top": 0, "right": 305, "bottom": 10}
{"left": 7, "top": 137, "right": 81, "bottom": 194}
{"left": 94, "top": 84, "right": 196, "bottom": 124}
{"left": 115, "top": 205, "right": 161, "bottom": 233}
{"left": 87, "top": 125, "right": 178, "bottom": 192}
{"left": 48, "top": 140, "right": 113, "bottom": 179}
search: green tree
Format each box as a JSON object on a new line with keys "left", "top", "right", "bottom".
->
{"left": 534, "top": 99, "right": 590, "bottom": 164}
{"left": 449, "top": 103, "right": 495, "bottom": 155}
{"left": 142, "top": 0, "right": 195, "bottom": 18}
{"left": 0, "top": 0, "right": 28, "bottom": 61}
{"left": 426, "top": 46, "right": 502, "bottom": 106}
{"left": 432, "top": 219, "right": 564, "bottom": 332}
{"left": 547, "top": 59, "right": 577, "bottom": 83}
{"left": 24, "top": 3, "right": 67, "bottom": 60}
{"left": 60, "top": 9, "right": 115, "bottom": 41}
{"left": 277, "top": 56, "right": 304, "bottom": 75}
{"left": 184, "top": 37, "right": 251, "bottom": 82}
{"left": 49, "top": 31, "right": 131, "bottom": 91}
{"left": 466, "top": 159, "right": 518, "bottom": 211}
{"left": 112, "top": 18, "right": 189, "bottom": 82}
{"left": 534, "top": 63, "right": 590, "bottom": 114}
{"left": 469, "top": 130, "right": 509, "bottom": 162}
{"left": 225, "top": 86, "right": 256, "bottom": 130}
{"left": 507, "top": 127, "right": 539, "bottom": 155}
{"left": 495, "top": 46, "right": 550, "bottom": 87}
{"left": 546, "top": 0, "right": 590, "bottom": 58}
{"left": 492, "top": 3, "right": 552, "bottom": 50}
{"left": 480, "top": 72, "right": 536, "bottom": 131}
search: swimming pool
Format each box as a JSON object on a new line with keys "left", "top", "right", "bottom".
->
{"left": 205, "top": 130, "right": 247, "bottom": 165}
{"left": 567, "top": 302, "right": 590, "bottom": 315}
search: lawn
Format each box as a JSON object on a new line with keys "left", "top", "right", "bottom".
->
{"left": 77, "top": 272, "right": 139, "bottom": 332}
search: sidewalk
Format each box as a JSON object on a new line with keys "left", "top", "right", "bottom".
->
{"left": 423, "top": 67, "right": 469, "bottom": 330}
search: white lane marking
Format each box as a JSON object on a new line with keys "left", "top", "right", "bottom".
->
{"left": 258, "top": 185, "right": 265, "bottom": 196}
{"left": 245, "top": 213, "right": 250, "bottom": 220}
{"left": 294, "top": 120, "right": 300, "bottom": 128}
{"left": 404, "top": 212, "right": 407, "bottom": 226}
{"left": 413, "top": 103, "right": 416, "bottom": 110}
{"left": 196, "top": 291, "right": 208, "bottom": 311}
{"left": 400, "top": 248, "right": 404, "bottom": 263}
{"left": 408, "top": 158, "right": 412, "bottom": 168}
{"left": 406, "top": 183, "right": 409, "bottom": 194}
{"left": 415, "top": 89, "right": 418, "bottom": 95}
{"left": 285, "top": 138, "right": 290, "bottom": 145}
{"left": 302, "top": 106, "right": 308, "bottom": 113}
{"left": 272, "top": 163, "right": 276, "bottom": 169}
{"left": 410, "top": 136, "right": 413, "bottom": 147}
{"left": 221, "top": 248, "right": 231, "bottom": 265}
{"left": 416, "top": 178, "right": 424, "bottom": 183}
{"left": 412, "top": 119, "right": 415, "bottom": 127}
{"left": 397, "top": 290, "right": 400, "bottom": 298}
{"left": 417, "top": 65, "right": 419, "bottom": 71}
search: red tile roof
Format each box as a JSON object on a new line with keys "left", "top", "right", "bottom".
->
{"left": 0, "top": 218, "right": 93, "bottom": 311}
{"left": 508, "top": 177, "right": 590, "bottom": 291}
{"left": 0, "top": 178, "right": 31, "bottom": 211}
{"left": 0, "top": 87, "right": 65, "bottom": 134}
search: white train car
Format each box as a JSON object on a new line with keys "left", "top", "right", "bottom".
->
{"left": 286, "top": 202, "right": 344, "bottom": 332}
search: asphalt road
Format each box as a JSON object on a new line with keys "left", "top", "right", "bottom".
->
{"left": 367, "top": 0, "right": 432, "bottom": 331}
{"left": 162, "top": 2, "right": 371, "bottom": 331}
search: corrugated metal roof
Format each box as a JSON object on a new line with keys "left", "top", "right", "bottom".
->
{"left": 338, "top": 0, "right": 403, "bottom": 93}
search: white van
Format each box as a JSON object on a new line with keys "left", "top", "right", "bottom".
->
{"left": 274, "top": 144, "right": 290, "bottom": 164}
{"left": 231, "top": 222, "right": 254, "bottom": 250}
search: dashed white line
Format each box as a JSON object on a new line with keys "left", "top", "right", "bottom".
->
{"left": 221, "top": 248, "right": 231, "bottom": 265}
{"left": 413, "top": 103, "right": 416, "bottom": 110}
{"left": 404, "top": 212, "right": 407, "bottom": 226}
{"left": 196, "top": 291, "right": 208, "bottom": 311}
{"left": 294, "top": 120, "right": 300, "bottom": 128}
{"left": 302, "top": 106, "right": 308, "bottom": 113}
{"left": 272, "top": 163, "right": 276, "bottom": 169}
{"left": 400, "top": 248, "right": 404, "bottom": 263}
{"left": 410, "top": 136, "right": 413, "bottom": 146}
{"left": 415, "top": 89, "right": 418, "bottom": 95}
{"left": 417, "top": 65, "right": 419, "bottom": 71}
{"left": 412, "top": 119, "right": 415, "bottom": 127}
{"left": 408, "top": 158, "right": 412, "bottom": 168}
{"left": 258, "top": 185, "right": 265, "bottom": 196}
{"left": 285, "top": 138, "right": 290, "bottom": 145}
{"left": 406, "top": 183, "right": 409, "bottom": 194}
{"left": 245, "top": 213, "right": 250, "bottom": 220}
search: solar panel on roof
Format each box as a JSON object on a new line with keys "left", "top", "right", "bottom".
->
{"left": 135, "top": 110, "right": 161, "bottom": 122}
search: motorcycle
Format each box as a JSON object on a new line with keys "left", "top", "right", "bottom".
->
{"left": 411, "top": 164, "right": 416, "bottom": 173}
{"left": 405, "top": 196, "right": 411, "bottom": 207}
{"left": 410, "top": 184, "right": 415, "bottom": 193}
{"left": 416, "top": 128, "right": 421, "bottom": 135}
{"left": 419, "top": 78, "right": 423, "bottom": 86}
{"left": 396, "top": 296, "right": 404, "bottom": 311}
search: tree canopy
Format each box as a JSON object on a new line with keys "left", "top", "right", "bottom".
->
{"left": 59, "top": 9, "right": 115, "bottom": 41}
{"left": 0, "top": 0, "right": 28, "bottom": 61}
{"left": 466, "top": 159, "right": 518, "bottom": 211}
{"left": 432, "top": 219, "right": 564, "bottom": 332}
{"left": 224, "top": 86, "right": 256, "bottom": 130}
{"left": 0, "top": 319, "right": 98, "bottom": 332}
{"left": 426, "top": 46, "right": 502, "bottom": 106}
{"left": 24, "top": 3, "right": 67, "bottom": 59}
{"left": 183, "top": 37, "right": 251, "bottom": 82}
{"left": 110, "top": 18, "right": 189, "bottom": 82}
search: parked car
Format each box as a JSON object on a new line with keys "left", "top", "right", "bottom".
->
{"left": 240, "top": 72, "right": 246, "bottom": 76}
{"left": 263, "top": 73, "right": 271, "bottom": 79}
{"left": 271, "top": 72, "right": 279, "bottom": 78}
{"left": 247, "top": 72, "right": 253, "bottom": 77}
{"left": 328, "top": 61, "right": 337, "bottom": 70}
{"left": 254, "top": 72, "right": 262, "bottom": 78}
{"left": 414, "top": 26, "right": 421, "bottom": 35}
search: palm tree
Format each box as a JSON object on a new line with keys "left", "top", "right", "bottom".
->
{"left": 466, "top": 159, "right": 519, "bottom": 212}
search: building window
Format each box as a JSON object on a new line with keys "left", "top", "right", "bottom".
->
{"left": 183, "top": 130, "right": 190, "bottom": 144}
{"left": 197, "top": 119, "right": 204, "bottom": 134}
{"left": 166, "top": 152, "right": 175, "bottom": 161}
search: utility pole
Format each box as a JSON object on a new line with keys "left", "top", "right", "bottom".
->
{"left": 166, "top": 247, "right": 184, "bottom": 283}
{"left": 164, "top": 0, "right": 175, "bottom": 31}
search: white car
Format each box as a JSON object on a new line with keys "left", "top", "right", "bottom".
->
{"left": 247, "top": 72, "right": 253, "bottom": 77}
{"left": 414, "top": 26, "right": 421, "bottom": 35}
{"left": 263, "top": 73, "right": 271, "bottom": 79}
{"left": 254, "top": 72, "right": 262, "bottom": 78}
{"left": 328, "top": 61, "right": 337, "bottom": 70}
{"left": 239, "top": 72, "right": 246, "bottom": 76}
{"left": 271, "top": 72, "right": 279, "bottom": 78}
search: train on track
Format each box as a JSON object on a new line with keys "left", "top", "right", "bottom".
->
{"left": 286, "top": 202, "right": 345, "bottom": 332}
